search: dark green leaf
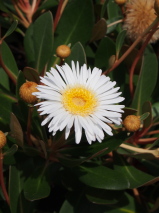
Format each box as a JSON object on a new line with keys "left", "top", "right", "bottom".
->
{"left": 36, "top": 0, "right": 58, "bottom": 12}
{"left": 85, "top": 187, "right": 124, "bottom": 205}
{"left": 0, "top": 67, "right": 9, "bottom": 90}
{"left": 2, "top": 20, "right": 18, "bottom": 39}
{"left": 24, "top": 166, "right": 50, "bottom": 201}
{"left": 51, "top": 0, "right": 94, "bottom": 67}
{"left": 24, "top": 12, "right": 54, "bottom": 73}
{"left": 95, "top": 37, "right": 116, "bottom": 70}
{"left": 131, "top": 45, "right": 158, "bottom": 114}
{"left": 140, "top": 112, "right": 150, "bottom": 121}
{"left": 3, "top": 144, "right": 18, "bottom": 157}
{"left": 0, "top": 41, "right": 18, "bottom": 83}
{"left": 142, "top": 101, "right": 152, "bottom": 128}
{"left": 9, "top": 165, "right": 35, "bottom": 213}
{"left": 114, "top": 153, "right": 156, "bottom": 188}
{"left": 75, "top": 163, "right": 129, "bottom": 190}
{"left": 101, "top": 0, "right": 109, "bottom": 18}
{"left": 116, "top": 30, "right": 127, "bottom": 58}
{"left": 65, "top": 42, "right": 87, "bottom": 67}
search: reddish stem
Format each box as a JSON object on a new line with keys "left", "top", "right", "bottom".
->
{"left": 0, "top": 150, "right": 10, "bottom": 206}
{"left": 54, "top": 0, "right": 64, "bottom": 31}
{"left": 0, "top": 48, "right": 17, "bottom": 85}
{"left": 146, "top": 130, "right": 159, "bottom": 135}
{"left": 136, "top": 138, "right": 158, "bottom": 144}
{"left": 129, "top": 23, "right": 159, "bottom": 97}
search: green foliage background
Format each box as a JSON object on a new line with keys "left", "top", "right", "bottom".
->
{"left": 0, "top": 0, "right": 159, "bottom": 212}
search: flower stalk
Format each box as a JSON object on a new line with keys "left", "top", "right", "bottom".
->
{"left": 103, "top": 16, "right": 159, "bottom": 75}
{"left": 0, "top": 150, "right": 10, "bottom": 206}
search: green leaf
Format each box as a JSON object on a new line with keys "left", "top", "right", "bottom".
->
{"left": 3, "top": 144, "right": 18, "bottom": 157}
{"left": 59, "top": 133, "right": 127, "bottom": 167}
{"left": 24, "top": 12, "right": 54, "bottom": 73}
{"left": 0, "top": 0, "right": 10, "bottom": 13}
{"left": 116, "top": 30, "right": 127, "bottom": 59}
{"left": 2, "top": 20, "right": 18, "bottom": 39}
{"left": 85, "top": 187, "right": 124, "bottom": 205}
{"left": 65, "top": 42, "right": 87, "bottom": 67}
{"left": 0, "top": 41, "right": 18, "bottom": 83}
{"left": 106, "top": 16, "right": 123, "bottom": 34}
{"left": 114, "top": 153, "right": 156, "bottom": 189}
{"left": 101, "top": 0, "right": 109, "bottom": 18}
{"left": 140, "top": 112, "right": 150, "bottom": 122}
{"left": 9, "top": 165, "right": 35, "bottom": 213}
{"left": 131, "top": 45, "right": 158, "bottom": 114}
{"left": 75, "top": 163, "right": 129, "bottom": 190}
{"left": 36, "top": 0, "right": 58, "bottom": 12}
{"left": 142, "top": 101, "right": 152, "bottom": 128}
{"left": 0, "top": 67, "right": 9, "bottom": 90}
{"left": 95, "top": 37, "right": 116, "bottom": 70}
{"left": 51, "top": 0, "right": 94, "bottom": 67}
{"left": 24, "top": 166, "right": 50, "bottom": 201}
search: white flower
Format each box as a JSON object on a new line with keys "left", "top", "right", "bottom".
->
{"left": 33, "top": 61, "right": 125, "bottom": 144}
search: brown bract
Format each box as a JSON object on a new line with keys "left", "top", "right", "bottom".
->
{"left": 56, "top": 45, "right": 71, "bottom": 58}
{"left": 19, "top": 82, "right": 38, "bottom": 104}
{"left": 0, "top": 131, "right": 7, "bottom": 149}
{"left": 123, "top": 115, "right": 141, "bottom": 132}
{"left": 154, "top": 0, "right": 159, "bottom": 16}
{"left": 115, "top": 0, "right": 127, "bottom": 5}
{"left": 123, "top": 0, "right": 159, "bottom": 43}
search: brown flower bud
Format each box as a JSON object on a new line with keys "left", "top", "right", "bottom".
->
{"left": 108, "top": 55, "right": 116, "bottom": 68}
{"left": 0, "top": 131, "right": 7, "bottom": 149}
{"left": 123, "top": 115, "right": 140, "bottom": 132}
{"left": 154, "top": 0, "right": 159, "bottom": 16}
{"left": 115, "top": 0, "right": 127, "bottom": 5}
{"left": 19, "top": 82, "right": 38, "bottom": 104}
{"left": 56, "top": 45, "right": 71, "bottom": 58}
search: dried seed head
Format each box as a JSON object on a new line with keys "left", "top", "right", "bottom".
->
{"left": 123, "top": 115, "right": 141, "bottom": 132}
{"left": 19, "top": 82, "right": 38, "bottom": 104}
{"left": 154, "top": 0, "right": 159, "bottom": 16}
{"left": 115, "top": 0, "right": 127, "bottom": 5}
{"left": 123, "top": 0, "right": 159, "bottom": 43}
{"left": 56, "top": 45, "right": 71, "bottom": 58}
{"left": 0, "top": 131, "right": 7, "bottom": 149}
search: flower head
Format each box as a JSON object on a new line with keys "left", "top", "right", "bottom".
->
{"left": 33, "top": 62, "right": 125, "bottom": 144}
{"left": 56, "top": 45, "right": 71, "bottom": 59}
{"left": 123, "top": 115, "right": 141, "bottom": 132}
{"left": 19, "top": 81, "right": 39, "bottom": 104}
{"left": 0, "top": 131, "right": 7, "bottom": 149}
{"left": 123, "top": 0, "right": 159, "bottom": 43}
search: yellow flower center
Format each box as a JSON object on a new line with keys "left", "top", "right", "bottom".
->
{"left": 62, "top": 86, "right": 98, "bottom": 116}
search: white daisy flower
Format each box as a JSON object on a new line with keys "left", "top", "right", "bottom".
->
{"left": 33, "top": 61, "right": 125, "bottom": 144}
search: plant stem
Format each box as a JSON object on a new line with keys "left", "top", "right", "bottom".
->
{"left": 27, "top": 107, "right": 33, "bottom": 146}
{"left": 0, "top": 150, "right": 10, "bottom": 206}
{"left": 0, "top": 46, "right": 17, "bottom": 85}
{"left": 107, "top": 19, "right": 123, "bottom": 28}
{"left": 119, "top": 143, "right": 159, "bottom": 157}
{"left": 129, "top": 21, "right": 159, "bottom": 97}
{"left": 103, "top": 17, "right": 159, "bottom": 75}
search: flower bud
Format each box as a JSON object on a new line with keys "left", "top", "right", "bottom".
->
{"left": 19, "top": 82, "right": 38, "bottom": 104}
{"left": 154, "top": 0, "right": 159, "bottom": 16}
{"left": 0, "top": 131, "right": 7, "bottom": 149}
{"left": 115, "top": 0, "right": 127, "bottom": 5}
{"left": 108, "top": 55, "right": 116, "bottom": 68}
{"left": 123, "top": 115, "right": 140, "bottom": 132}
{"left": 56, "top": 45, "right": 71, "bottom": 58}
